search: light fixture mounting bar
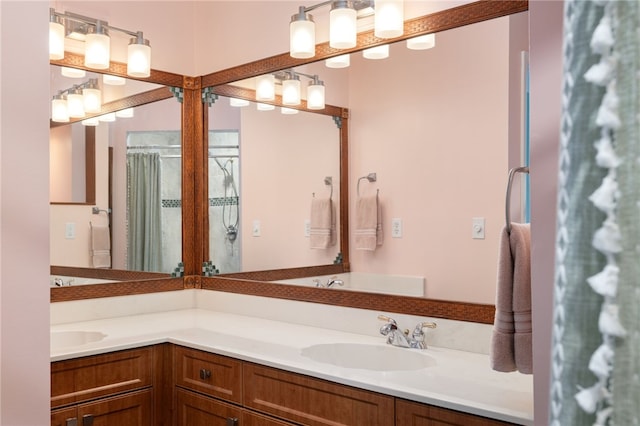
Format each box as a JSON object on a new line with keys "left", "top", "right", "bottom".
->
{"left": 299, "top": 0, "right": 374, "bottom": 13}
{"left": 51, "top": 9, "right": 145, "bottom": 39}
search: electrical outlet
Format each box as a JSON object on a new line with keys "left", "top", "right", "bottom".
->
{"left": 304, "top": 219, "right": 311, "bottom": 237}
{"left": 252, "top": 220, "right": 261, "bottom": 237}
{"left": 65, "top": 222, "right": 76, "bottom": 239}
{"left": 391, "top": 218, "right": 403, "bottom": 238}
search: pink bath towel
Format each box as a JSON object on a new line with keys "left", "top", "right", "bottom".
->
{"left": 354, "top": 194, "right": 382, "bottom": 250}
{"left": 490, "top": 223, "right": 532, "bottom": 374}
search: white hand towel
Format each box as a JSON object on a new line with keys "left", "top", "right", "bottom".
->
{"left": 355, "top": 195, "right": 383, "bottom": 250}
{"left": 91, "top": 224, "right": 111, "bottom": 268}
{"left": 310, "top": 197, "right": 334, "bottom": 249}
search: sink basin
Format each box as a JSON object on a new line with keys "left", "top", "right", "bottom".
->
{"left": 301, "top": 343, "right": 436, "bottom": 371}
{"left": 51, "top": 331, "right": 106, "bottom": 349}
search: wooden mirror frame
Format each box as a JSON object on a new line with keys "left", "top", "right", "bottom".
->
{"left": 51, "top": 0, "right": 529, "bottom": 326}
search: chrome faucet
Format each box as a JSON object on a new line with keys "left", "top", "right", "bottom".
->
{"left": 53, "top": 277, "right": 64, "bottom": 287}
{"left": 378, "top": 315, "right": 437, "bottom": 349}
{"left": 314, "top": 276, "right": 344, "bottom": 288}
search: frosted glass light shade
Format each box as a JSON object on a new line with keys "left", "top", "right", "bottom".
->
{"left": 82, "top": 117, "right": 100, "bottom": 126}
{"left": 230, "top": 98, "right": 250, "bottom": 107}
{"left": 406, "top": 34, "right": 436, "bottom": 50}
{"left": 325, "top": 54, "right": 350, "bottom": 68}
{"left": 61, "top": 67, "right": 86, "bottom": 78}
{"left": 257, "top": 103, "right": 275, "bottom": 111}
{"left": 374, "top": 0, "right": 404, "bottom": 38}
{"left": 103, "top": 74, "right": 125, "bottom": 85}
{"left": 98, "top": 112, "right": 116, "bottom": 122}
{"left": 116, "top": 108, "right": 134, "bottom": 118}
{"left": 290, "top": 12, "right": 315, "bottom": 59}
{"left": 82, "top": 87, "right": 102, "bottom": 113}
{"left": 256, "top": 74, "right": 275, "bottom": 101}
{"left": 307, "top": 83, "right": 325, "bottom": 110}
{"left": 127, "top": 37, "right": 151, "bottom": 78}
{"left": 67, "top": 89, "right": 85, "bottom": 118}
{"left": 51, "top": 95, "right": 69, "bottom": 123}
{"left": 49, "top": 17, "right": 65, "bottom": 60}
{"left": 282, "top": 78, "right": 301, "bottom": 106}
{"left": 85, "top": 26, "right": 110, "bottom": 69}
{"left": 363, "top": 44, "right": 389, "bottom": 59}
{"left": 281, "top": 107, "right": 299, "bottom": 115}
{"left": 329, "top": 3, "right": 357, "bottom": 49}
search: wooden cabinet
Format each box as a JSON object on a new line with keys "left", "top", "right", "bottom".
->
{"left": 175, "top": 387, "right": 242, "bottom": 426}
{"left": 396, "top": 399, "right": 518, "bottom": 426}
{"left": 51, "top": 347, "right": 158, "bottom": 426}
{"left": 244, "top": 363, "right": 395, "bottom": 426}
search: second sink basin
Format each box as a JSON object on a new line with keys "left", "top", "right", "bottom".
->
{"left": 51, "top": 331, "right": 107, "bottom": 350}
{"left": 301, "top": 343, "right": 436, "bottom": 371}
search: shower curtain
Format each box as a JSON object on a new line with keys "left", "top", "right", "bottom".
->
{"left": 551, "top": 1, "right": 640, "bottom": 425}
{"left": 127, "top": 152, "right": 163, "bottom": 272}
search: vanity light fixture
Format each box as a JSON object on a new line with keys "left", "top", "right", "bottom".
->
{"left": 51, "top": 78, "right": 101, "bottom": 122}
{"left": 48, "top": 8, "right": 152, "bottom": 77}
{"left": 281, "top": 107, "right": 299, "bottom": 115}
{"left": 307, "top": 76, "right": 325, "bottom": 110}
{"left": 406, "top": 33, "right": 436, "bottom": 50}
{"left": 103, "top": 74, "right": 126, "bottom": 86}
{"left": 256, "top": 103, "right": 275, "bottom": 111}
{"left": 229, "top": 98, "right": 250, "bottom": 107}
{"left": 282, "top": 72, "right": 302, "bottom": 106}
{"left": 115, "top": 107, "right": 134, "bottom": 118}
{"left": 289, "top": 0, "right": 403, "bottom": 58}
{"left": 362, "top": 44, "right": 389, "bottom": 59}
{"left": 81, "top": 117, "right": 100, "bottom": 126}
{"left": 255, "top": 69, "right": 325, "bottom": 110}
{"left": 256, "top": 74, "right": 276, "bottom": 101}
{"left": 98, "top": 112, "right": 116, "bottom": 122}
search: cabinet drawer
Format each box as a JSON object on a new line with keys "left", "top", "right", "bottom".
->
{"left": 176, "top": 388, "right": 243, "bottom": 426}
{"left": 396, "top": 399, "right": 517, "bottom": 426}
{"left": 51, "top": 347, "right": 154, "bottom": 409}
{"left": 244, "top": 363, "right": 395, "bottom": 426}
{"left": 174, "top": 345, "right": 243, "bottom": 404}
{"left": 51, "top": 389, "right": 152, "bottom": 426}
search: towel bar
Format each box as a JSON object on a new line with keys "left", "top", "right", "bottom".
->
{"left": 357, "top": 172, "right": 377, "bottom": 197}
{"left": 505, "top": 166, "right": 529, "bottom": 234}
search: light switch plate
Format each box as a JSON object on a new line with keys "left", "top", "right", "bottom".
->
{"left": 252, "top": 220, "right": 261, "bottom": 237}
{"left": 65, "top": 222, "right": 76, "bottom": 239}
{"left": 304, "top": 219, "right": 310, "bottom": 237}
{"left": 472, "top": 217, "right": 485, "bottom": 239}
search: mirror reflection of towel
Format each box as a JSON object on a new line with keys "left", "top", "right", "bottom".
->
{"left": 91, "top": 224, "right": 111, "bottom": 268}
{"left": 354, "top": 195, "right": 383, "bottom": 250}
{"left": 310, "top": 197, "right": 336, "bottom": 249}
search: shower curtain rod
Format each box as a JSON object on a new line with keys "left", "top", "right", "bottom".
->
{"left": 154, "top": 154, "right": 239, "bottom": 159}
{"left": 127, "top": 144, "right": 239, "bottom": 150}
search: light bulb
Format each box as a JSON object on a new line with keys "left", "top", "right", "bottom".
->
{"left": 290, "top": 9, "right": 315, "bottom": 59}
{"left": 127, "top": 35, "right": 151, "bottom": 78}
{"left": 85, "top": 23, "right": 110, "bottom": 70}
{"left": 49, "top": 11, "right": 65, "bottom": 60}
{"left": 51, "top": 95, "right": 69, "bottom": 123}
{"left": 374, "top": 0, "right": 404, "bottom": 39}
{"left": 329, "top": 1, "right": 357, "bottom": 49}
{"left": 256, "top": 74, "right": 275, "bottom": 101}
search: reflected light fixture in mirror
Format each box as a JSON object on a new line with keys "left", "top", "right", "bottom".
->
{"left": 82, "top": 117, "right": 100, "bottom": 126}
{"left": 307, "top": 77, "right": 325, "bottom": 110}
{"left": 282, "top": 73, "right": 301, "bottom": 106}
{"left": 99, "top": 112, "right": 116, "bottom": 122}
{"left": 103, "top": 74, "right": 126, "bottom": 86}
{"left": 51, "top": 79, "right": 102, "bottom": 122}
{"left": 407, "top": 33, "right": 436, "bottom": 50}
{"left": 362, "top": 44, "right": 389, "bottom": 59}
{"left": 374, "top": 0, "right": 404, "bottom": 38}
{"left": 51, "top": 94, "right": 70, "bottom": 123}
{"left": 61, "top": 66, "right": 86, "bottom": 78}
{"left": 325, "top": 54, "right": 350, "bottom": 68}
{"left": 49, "top": 8, "right": 152, "bottom": 77}
{"left": 67, "top": 87, "right": 85, "bottom": 118}
{"left": 230, "top": 98, "right": 250, "bottom": 107}
{"left": 281, "top": 107, "right": 299, "bottom": 114}
{"left": 82, "top": 80, "right": 102, "bottom": 113}
{"left": 116, "top": 107, "right": 134, "bottom": 118}
{"left": 256, "top": 74, "right": 275, "bottom": 101}
{"left": 257, "top": 103, "right": 275, "bottom": 111}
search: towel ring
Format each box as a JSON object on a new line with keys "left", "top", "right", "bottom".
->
{"left": 357, "top": 172, "right": 377, "bottom": 197}
{"left": 505, "top": 166, "right": 529, "bottom": 234}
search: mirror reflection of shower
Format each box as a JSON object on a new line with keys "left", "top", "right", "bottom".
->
{"left": 209, "top": 130, "right": 241, "bottom": 273}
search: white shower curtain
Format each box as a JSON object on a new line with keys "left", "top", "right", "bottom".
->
{"left": 551, "top": 1, "right": 640, "bottom": 424}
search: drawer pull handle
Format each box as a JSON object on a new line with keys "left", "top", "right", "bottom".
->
{"left": 199, "top": 368, "right": 212, "bottom": 380}
{"left": 65, "top": 419, "right": 78, "bottom": 426}
{"left": 226, "top": 418, "right": 238, "bottom": 426}
{"left": 82, "top": 414, "right": 94, "bottom": 426}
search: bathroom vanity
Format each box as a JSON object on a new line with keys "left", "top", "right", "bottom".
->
{"left": 50, "top": 291, "right": 533, "bottom": 426}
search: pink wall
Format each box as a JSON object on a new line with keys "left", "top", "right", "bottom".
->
{"left": 529, "top": 1, "right": 564, "bottom": 423}
{"left": 348, "top": 15, "right": 528, "bottom": 304}
{"left": 0, "top": 2, "right": 51, "bottom": 424}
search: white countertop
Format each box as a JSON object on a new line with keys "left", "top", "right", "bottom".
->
{"left": 51, "top": 308, "right": 533, "bottom": 425}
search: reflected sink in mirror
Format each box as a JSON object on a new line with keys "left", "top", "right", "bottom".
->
{"left": 301, "top": 343, "right": 436, "bottom": 371}
{"left": 51, "top": 331, "right": 107, "bottom": 350}
{"left": 276, "top": 273, "right": 425, "bottom": 297}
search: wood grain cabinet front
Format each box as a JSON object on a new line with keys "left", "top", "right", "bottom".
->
{"left": 396, "top": 399, "right": 518, "bottom": 426}
{"left": 243, "top": 363, "right": 396, "bottom": 426}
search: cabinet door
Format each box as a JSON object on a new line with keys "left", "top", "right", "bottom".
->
{"left": 244, "top": 363, "right": 395, "bottom": 426}
{"left": 174, "top": 345, "right": 243, "bottom": 404}
{"left": 242, "top": 411, "right": 296, "bottom": 426}
{"left": 52, "top": 347, "right": 154, "bottom": 409}
{"left": 176, "top": 388, "right": 243, "bottom": 426}
{"left": 51, "top": 407, "right": 78, "bottom": 426}
{"left": 396, "top": 399, "right": 517, "bottom": 426}
{"left": 75, "top": 389, "right": 153, "bottom": 426}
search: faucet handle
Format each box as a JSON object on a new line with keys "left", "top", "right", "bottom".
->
{"left": 377, "top": 314, "right": 397, "bottom": 325}
{"left": 413, "top": 321, "right": 437, "bottom": 338}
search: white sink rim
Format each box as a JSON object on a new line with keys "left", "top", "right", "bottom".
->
{"left": 51, "top": 330, "right": 107, "bottom": 349}
{"left": 300, "top": 343, "right": 436, "bottom": 371}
